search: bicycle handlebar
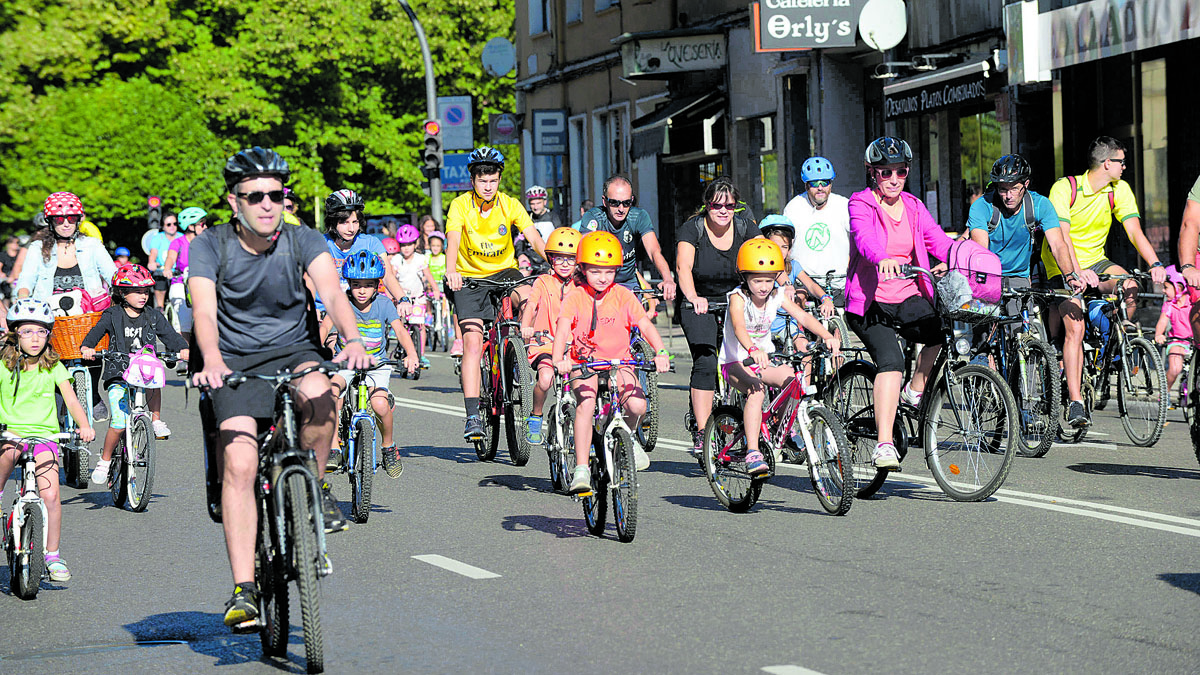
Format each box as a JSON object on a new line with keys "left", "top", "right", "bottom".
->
{"left": 192, "top": 361, "right": 341, "bottom": 391}
{"left": 0, "top": 424, "right": 71, "bottom": 443}
{"left": 461, "top": 275, "right": 537, "bottom": 292}
{"left": 95, "top": 349, "right": 183, "bottom": 364}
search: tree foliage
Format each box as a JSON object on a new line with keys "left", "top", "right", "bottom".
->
{"left": 0, "top": 0, "right": 517, "bottom": 236}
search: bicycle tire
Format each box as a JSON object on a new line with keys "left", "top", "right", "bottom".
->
{"left": 475, "top": 350, "right": 501, "bottom": 461}
{"left": 827, "top": 314, "right": 852, "bottom": 349}
{"left": 545, "top": 404, "right": 564, "bottom": 491}
{"left": 703, "top": 405, "right": 761, "bottom": 513}
{"left": 72, "top": 369, "right": 93, "bottom": 429}
{"left": 1118, "top": 337, "right": 1168, "bottom": 447}
{"left": 630, "top": 337, "right": 660, "bottom": 452}
{"left": 109, "top": 440, "right": 128, "bottom": 508}
{"left": 407, "top": 325, "right": 422, "bottom": 381}
{"left": 923, "top": 363, "right": 1018, "bottom": 501}
{"left": 556, "top": 399, "right": 578, "bottom": 493}
{"left": 1014, "top": 338, "right": 1060, "bottom": 458}
{"left": 126, "top": 416, "right": 155, "bottom": 512}
{"left": 611, "top": 427, "right": 638, "bottom": 542}
{"left": 258, "top": 500, "right": 289, "bottom": 657}
{"left": 350, "top": 419, "right": 375, "bottom": 523}
{"left": 11, "top": 505, "right": 44, "bottom": 599}
{"left": 285, "top": 472, "right": 324, "bottom": 674}
{"left": 807, "top": 406, "right": 854, "bottom": 516}
{"left": 822, "top": 360, "right": 905, "bottom": 499}
{"left": 502, "top": 337, "right": 534, "bottom": 467}
{"left": 583, "top": 438, "right": 607, "bottom": 536}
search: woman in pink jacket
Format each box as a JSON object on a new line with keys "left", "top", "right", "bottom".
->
{"left": 844, "top": 137, "right": 955, "bottom": 471}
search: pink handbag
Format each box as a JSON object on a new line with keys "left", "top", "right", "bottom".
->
{"left": 122, "top": 346, "right": 167, "bottom": 389}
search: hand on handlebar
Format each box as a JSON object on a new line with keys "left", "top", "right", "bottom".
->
{"left": 749, "top": 347, "right": 769, "bottom": 371}
{"left": 333, "top": 341, "right": 376, "bottom": 371}
{"left": 654, "top": 353, "right": 670, "bottom": 373}
{"left": 658, "top": 279, "right": 677, "bottom": 302}
{"left": 555, "top": 358, "right": 572, "bottom": 376}
{"left": 930, "top": 261, "right": 949, "bottom": 275}
{"left": 878, "top": 258, "right": 903, "bottom": 281}
{"left": 521, "top": 325, "right": 535, "bottom": 340}
{"left": 1078, "top": 269, "right": 1100, "bottom": 289}
{"left": 192, "top": 359, "right": 232, "bottom": 390}
{"left": 1183, "top": 266, "right": 1200, "bottom": 290}
{"left": 1149, "top": 265, "right": 1167, "bottom": 286}
{"left": 402, "top": 353, "right": 419, "bottom": 375}
{"left": 446, "top": 270, "right": 463, "bottom": 292}
{"left": 77, "top": 424, "right": 95, "bottom": 443}
{"left": 688, "top": 296, "right": 709, "bottom": 314}
{"left": 1066, "top": 274, "right": 1087, "bottom": 294}
{"left": 824, "top": 336, "right": 841, "bottom": 359}
{"left": 80, "top": 346, "right": 96, "bottom": 360}
{"left": 819, "top": 297, "right": 835, "bottom": 319}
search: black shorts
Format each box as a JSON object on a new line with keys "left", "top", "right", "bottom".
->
{"left": 447, "top": 268, "right": 524, "bottom": 323}
{"left": 210, "top": 345, "right": 325, "bottom": 423}
{"left": 846, "top": 296, "right": 943, "bottom": 373}
{"left": 151, "top": 270, "right": 169, "bottom": 292}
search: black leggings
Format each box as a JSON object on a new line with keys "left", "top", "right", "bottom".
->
{"left": 846, "top": 296, "right": 942, "bottom": 374}
{"left": 679, "top": 304, "right": 721, "bottom": 390}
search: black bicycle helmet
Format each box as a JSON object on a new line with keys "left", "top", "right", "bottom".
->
{"left": 466, "top": 146, "right": 505, "bottom": 173}
{"left": 223, "top": 146, "right": 291, "bottom": 190}
{"left": 988, "top": 154, "right": 1032, "bottom": 184}
{"left": 325, "top": 188, "right": 364, "bottom": 216}
{"left": 864, "top": 137, "right": 913, "bottom": 166}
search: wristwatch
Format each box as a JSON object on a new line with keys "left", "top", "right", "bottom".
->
{"left": 1182, "top": 264, "right": 1196, "bottom": 271}
{"left": 1150, "top": 261, "right": 1164, "bottom": 269}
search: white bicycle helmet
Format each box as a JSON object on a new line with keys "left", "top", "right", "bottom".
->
{"left": 7, "top": 298, "right": 54, "bottom": 329}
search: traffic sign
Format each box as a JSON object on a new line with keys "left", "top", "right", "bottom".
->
{"left": 437, "top": 96, "right": 474, "bottom": 151}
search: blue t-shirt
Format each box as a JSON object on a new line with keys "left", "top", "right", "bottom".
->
{"left": 966, "top": 190, "right": 1060, "bottom": 277}
{"left": 572, "top": 206, "right": 656, "bottom": 285}
{"left": 336, "top": 296, "right": 400, "bottom": 357}
{"left": 146, "top": 231, "right": 182, "bottom": 267}
{"left": 770, "top": 266, "right": 804, "bottom": 335}
{"left": 318, "top": 233, "right": 388, "bottom": 309}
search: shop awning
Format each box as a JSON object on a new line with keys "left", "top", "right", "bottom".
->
{"left": 630, "top": 92, "right": 725, "bottom": 159}
{"left": 882, "top": 57, "right": 996, "bottom": 121}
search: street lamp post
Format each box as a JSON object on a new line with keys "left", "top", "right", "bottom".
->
{"left": 396, "top": 0, "right": 443, "bottom": 223}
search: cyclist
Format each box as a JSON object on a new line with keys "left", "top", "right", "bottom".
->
{"left": 188, "top": 147, "right": 374, "bottom": 629}
{"left": 390, "top": 224, "right": 438, "bottom": 368}
{"left": 722, "top": 239, "right": 840, "bottom": 473}
{"left": 163, "top": 207, "right": 209, "bottom": 342}
{"left": 81, "top": 264, "right": 189, "bottom": 475}
{"left": 573, "top": 175, "right": 677, "bottom": 300}
{"left": 1176, "top": 173, "right": 1200, "bottom": 337}
{"left": 783, "top": 156, "right": 851, "bottom": 302}
{"left": 0, "top": 299, "right": 95, "bottom": 583}
{"left": 525, "top": 185, "right": 560, "bottom": 240}
{"left": 146, "top": 210, "right": 182, "bottom": 310}
{"left": 845, "top": 137, "right": 957, "bottom": 470}
{"left": 521, "top": 226, "right": 581, "bottom": 444}
{"left": 551, "top": 231, "right": 671, "bottom": 492}
{"left": 113, "top": 246, "right": 131, "bottom": 266}
{"left": 321, "top": 189, "right": 411, "bottom": 313}
{"left": 320, "top": 251, "right": 418, "bottom": 474}
{"left": 1154, "top": 266, "right": 1194, "bottom": 405}
{"left": 1043, "top": 136, "right": 1166, "bottom": 427}
{"left": 444, "top": 146, "right": 547, "bottom": 442}
{"left": 17, "top": 192, "right": 117, "bottom": 316}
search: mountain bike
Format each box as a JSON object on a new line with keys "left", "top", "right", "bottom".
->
{"left": 702, "top": 347, "right": 853, "bottom": 514}
{"left": 331, "top": 360, "right": 400, "bottom": 523}
{"left": 1, "top": 426, "right": 71, "bottom": 600}
{"left": 197, "top": 362, "right": 337, "bottom": 674}
{"left": 824, "top": 266, "right": 1019, "bottom": 502}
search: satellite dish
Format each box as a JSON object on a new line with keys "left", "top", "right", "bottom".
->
{"left": 482, "top": 37, "right": 516, "bottom": 78}
{"left": 859, "top": 0, "right": 908, "bottom": 52}
{"left": 140, "top": 229, "right": 157, "bottom": 256}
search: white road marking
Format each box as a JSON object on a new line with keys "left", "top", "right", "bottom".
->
{"left": 395, "top": 397, "right": 466, "bottom": 416}
{"left": 1051, "top": 441, "right": 1118, "bottom": 451}
{"left": 412, "top": 554, "right": 501, "bottom": 579}
{"left": 762, "top": 666, "right": 829, "bottom": 675}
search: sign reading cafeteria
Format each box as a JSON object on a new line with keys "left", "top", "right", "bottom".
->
{"left": 752, "top": 0, "right": 870, "bottom": 50}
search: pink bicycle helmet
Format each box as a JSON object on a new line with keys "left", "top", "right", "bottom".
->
{"left": 382, "top": 237, "right": 401, "bottom": 254}
{"left": 396, "top": 224, "right": 420, "bottom": 244}
{"left": 44, "top": 191, "right": 83, "bottom": 217}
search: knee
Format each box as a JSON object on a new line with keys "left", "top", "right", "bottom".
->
{"left": 222, "top": 448, "right": 257, "bottom": 486}
{"left": 625, "top": 396, "right": 646, "bottom": 417}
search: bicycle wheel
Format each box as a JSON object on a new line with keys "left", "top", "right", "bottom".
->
{"left": 822, "top": 360, "right": 904, "bottom": 499}
{"left": 475, "top": 350, "right": 501, "bottom": 461}
{"left": 582, "top": 442, "right": 607, "bottom": 536}
{"left": 350, "top": 419, "right": 375, "bottom": 523}
{"left": 72, "top": 368, "right": 93, "bottom": 428}
{"left": 545, "top": 404, "right": 564, "bottom": 491}
{"left": 923, "top": 363, "right": 1018, "bottom": 501}
{"left": 807, "top": 406, "right": 854, "bottom": 516}
{"left": 630, "top": 337, "right": 660, "bottom": 452}
{"left": 555, "top": 399, "right": 578, "bottom": 493}
{"left": 285, "top": 472, "right": 324, "bottom": 674}
{"left": 1118, "top": 337, "right": 1168, "bottom": 447}
{"left": 827, "top": 314, "right": 853, "bottom": 348}
{"left": 702, "top": 405, "right": 762, "bottom": 513}
{"left": 109, "top": 440, "right": 128, "bottom": 508}
{"left": 502, "top": 337, "right": 534, "bottom": 467}
{"left": 258, "top": 500, "right": 288, "bottom": 657}
{"left": 610, "top": 428, "right": 638, "bottom": 543}
{"left": 1013, "top": 338, "right": 1060, "bottom": 458}
{"left": 11, "top": 505, "right": 44, "bottom": 599}
{"left": 407, "top": 325, "right": 422, "bottom": 381}
{"left": 126, "top": 416, "right": 155, "bottom": 512}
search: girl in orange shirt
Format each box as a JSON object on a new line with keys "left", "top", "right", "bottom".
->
{"left": 521, "top": 227, "right": 582, "bottom": 444}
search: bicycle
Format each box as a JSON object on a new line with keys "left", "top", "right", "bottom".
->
{"left": 824, "top": 266, "right": 1020, "bottom": 502}
{"left": 95, "top": 348, "right": 178, "bottom": 512}
{"left": 394, "top": 296, "right": 425, "bottom": 381}
{"left": 427, "top": 293, "right": 452, "bottom": 352}
{"left": 1058, "top": 272, "right": 1167, "bottom": 447}
{"left": 56, "top": 359, "right": 93, "bottom": 489}
{"left": 197, "top": 362, "right": 337, "bottom": 673}
{"left": 680, "top": 300, "right": 740, "bottom": 456}
{"left": 1, "top": 426, "right": 71, "bottom": 600}
{"left": 702, "top": 347, "right": 853, "bottom": 514}
{"left": 331, "top": 359, "right": 400, "bottom": 523}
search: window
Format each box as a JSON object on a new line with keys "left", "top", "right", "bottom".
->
{"left": 529, "top": 0, "right": 551, "bottom": 35}
{"left": 591, "top": 107, "right": 626, "bottom": 196}
{"left": 595, "top": 0, "right": 618, "bottom": 12}
{"left": 566, "top": 0, "right": 583, "bottom": 23}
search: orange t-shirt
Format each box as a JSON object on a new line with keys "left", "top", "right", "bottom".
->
{"left": 560, "top": 283, "right": 647, "bottom": 362}
{"left": 527, "top": 273, "right": 577, "bottom": 357}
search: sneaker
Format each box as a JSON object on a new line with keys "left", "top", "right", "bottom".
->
{"left": 1067, "top": 400, "right": 1089, "bottom": 428}
{"left": 900, "top": 384, "right": 923, "bottom": 406}
{"left": 382, "top": 445, "right": 404, "bottom": 478}
{"left": 90, "top": 459, "right": 111, "bottom": 485}
{"left": 526, "top": 416, "right": 544, "bottom": 445}
{"left": 92, "top": 401, "right": 109, "bottom": 422}
{"left": 450, "top": 339, "right": 464, "bottom": 357}
{"left": 152, "top": 419, "right": 171, "bottom": 439}
{"left": 223, "top": 583, "right": 260, "bottom": 628}
{"left": 872, "top": 442, "right": 901, "bottom": 470}
{"left": 419, "top": 356, "right": 431, "bottom": 369}
{"left": 321, "top": 482, "right": 349, "bottom": 533}
{"left": 568, "top": 465, "right": 592, "bottom": 494}
{"left": 689, "top": 431, "right": 704, "bottom": 458}
{"left": 326, "top": 448, "right": 343, "bottom": 471}
{"left": 44, "top": 555, "right": 70, "bottom": 582}
{"left": 632, "top": 442, "right": 650, "bottom": 471}
{"left": 464, "top": 415, "right": 485, "bottom": 442}
{"left": 745, "top": 451, "right": 769, "bottom": 476}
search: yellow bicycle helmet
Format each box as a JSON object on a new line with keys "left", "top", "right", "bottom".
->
{"left": 545, "top": 227, "right": 582, "bottom": 257}
{"left": 577, "top": 231, "right": 623, "bottom": 267}
{"left": 736, "top": 239, "right": 785, "bottom": 273}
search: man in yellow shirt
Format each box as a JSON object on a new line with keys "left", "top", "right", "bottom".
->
{"left": 445, "top": 146, "right": 547, "bottom": 441}
{"left": 1042, "top": 136, "right": 1167, "bottom": 428}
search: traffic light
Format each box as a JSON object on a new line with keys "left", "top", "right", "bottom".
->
{"left": 422, "top": 119, "right": 443, "bottom": 178}
{"left": 147, "top": 195, "right": 162, "bottom": 230}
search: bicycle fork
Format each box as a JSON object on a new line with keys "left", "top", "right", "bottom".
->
{"left": 7, "top": 472, "right": 49, "bottom": 571}
{"left": 270, "top": 464, "right": 333, "bottom": 578}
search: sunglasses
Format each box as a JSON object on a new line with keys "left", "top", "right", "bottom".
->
{"left": 807, "top": 180, "right": 832, "bottom": 189}
{"left": 236, "top": 190, "right": 286, "bottom": 205}
{"left": 49, "top": 214, "right": 82, "bottom": 226}
{"left": 708, "top": 202, "right": 738, "bottom": 212}
{"left": 17, "top": 328, "right": 49, "bottom": 338}
{"left": 605, "top": 197, "right": 635, "bottom": 208}
{"left": 1107, "top": 157, "right": 1127, "bottom": 167}
{"left": 874, "top": 167, "right": 910, "bottom": 180}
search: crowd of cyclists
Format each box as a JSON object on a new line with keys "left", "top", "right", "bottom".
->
{"left": 2, "top": 132, "right": 1199, "bottom": 654}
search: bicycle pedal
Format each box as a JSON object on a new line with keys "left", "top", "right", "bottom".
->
{"left": 231, "top": 618, "right": 262, "bottom": 634}
{"left": 321, "top": 554, "right": 334, "bottom": 577}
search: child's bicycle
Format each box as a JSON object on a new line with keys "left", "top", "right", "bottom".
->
{"left": 702, "top": 347, "right": 853, "bottom": 514}
{"left": 331, "top": 360, "right": 400, "bottom": 524}
{"left": 394, "top": 296, "right": 426, "bottom": 380}
{"left": 563, "top": 358, "right": 660, "bottom": 543}
{"left": 50, "top": 312, "right": 106, "bottom": 489}
{"left": 1, "top": 425, "right": 71, "bottom": 600}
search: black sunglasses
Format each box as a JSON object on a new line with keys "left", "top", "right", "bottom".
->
{"left": 605, "top": 197, "right": 635, "bottom": 208}
{"left": 236, "top": 190, "right": 286, "bottom": 205}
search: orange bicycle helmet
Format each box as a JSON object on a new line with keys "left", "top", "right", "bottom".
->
{"left": 736, "top": 239, "right": 785, "bottom": 273}
{"left": 577, "top": 231, "right": 622, "bottom": 267}
{"left": 544, "top": 227, "right": 582, "bottom": 257}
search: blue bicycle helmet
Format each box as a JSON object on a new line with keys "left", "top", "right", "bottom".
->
{"left": 341, "top": 250, "right": 386, "bottom": 280}
{"left": 758, "top": 214, "right": 795, "bottom": 240}
{"left": 800, "top": 156, "right": 836, "bottom": 183}
{"left": 114, "top": 246, "right": 131, "bottom": 257}
{"left": 466, "top": 146, "right": 505, "bottom": 173}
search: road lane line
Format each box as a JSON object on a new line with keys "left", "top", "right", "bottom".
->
{"left": 395, "top": 397, "right": 466, "bottom": 416}
{"left": 993, "top": 497, "right": 1200, "bottom": 537}
{"left": 1051, "top": 441, "right": 1119, "bottom": 451}
{"left": 412, "top": 554, "right": 501, "bottom": 579}
{"left": 762, "top": 666, "right": 828, "bottom": 675}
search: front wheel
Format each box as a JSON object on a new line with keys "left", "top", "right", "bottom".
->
{"left": 350, "top": 419, "right": 375, "bottom": 523}
{"left": 923, "top": 364, "right": 1018, "bottom": 501}
{"left": 126, "top": 416, "right": 155, "bottom": 512}
{"left": 10, "top": 505, "right": 44, "bottom": 600}
{"left": 610, "top": 428, "right": 638, "bottom": 543}
{"left": 285, "top": 473, "right": 324, "bottom": 674}
{"left": 1013, "top": 338, "right": 1061, "bottom": 458}
{"left": 702, "top": 405, "right": 764, "bottom": 512}
{"left": 109, "top": 440, "right": 128, "bottom": 509}
{"left": 823, "top": 360, "right": 906, "bottom": 499}
{"left": 582, "top": 440, "right": 608, "bottom": 537}
{"left": 806, "top": 406, "right": 854, "bottom": 516}
{"left": 1118, "top": 337, "right": 1168, "bottom": 447}
{"left": 502, "top": 337, "right": 534, "bottom": 467}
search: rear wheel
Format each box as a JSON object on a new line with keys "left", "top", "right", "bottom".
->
{"left": 285, "top": 473, "right": 324, "bottom": 674}
{"left": 631, "top": 337, "right": 660, "bottom": 452}
{"left": 806, "top": 406, "right": 854, "bottom": 515}
{"left": 823, "top": 360, "right": 906, "bottom": 499}
{"left": 109, "top": 439, "right": 128, "bottom": 509}
{"left": 475, "top": 349, "right": 501, "bottom": 461}
{"left": 582, "top": 438, "right": 607, "bottom": 536}
{"left": 407, "top": 325, "right": 422, "bottom": 381}
{"left": 72, "top": 369, "right": 93, "bottom": 428}
{"left": 923, "top": 364, "right": 1018, "bottom": 501}
{"left": 350, "top": 419, "right": 375, "bottom": 523}
{"left": 702, "top": 405, "right": 762, "bottom": 513}
{"left": 545, "top": 404, "right": 564, "bottom": 491}
{"left": 258, "top": 500, "right": 288, "bottom": 657}
{"left": 611, "top": 428, "right": 638, "bottom": 542}
{"left": 502, "top": 337, "right": 534, "bottom": 467}
{"left": 11, "top": 505, "right": 44, "bottom": 599}
{"left": 126, "top": 416, "right": 155, "bottom": 512}
{"left": 1118, "top": 337, "right": 1168, "bottom": 447}
{"left": 1012, "top": 338, "right": 1060, "bottom": 458}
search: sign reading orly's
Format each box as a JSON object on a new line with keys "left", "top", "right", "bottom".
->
{"left": 620, "top": 34, "right": 727, "bottom": 77}
{"left": 752, "top": 0, "right": 869, "bottom": 50}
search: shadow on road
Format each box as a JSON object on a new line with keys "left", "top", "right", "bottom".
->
{"left": 501, "top": 513, "right": 590, "bottom": 538}
{"left": 660, "top": 492, "right": 829, "bottom": 516}
{"left": 123, "top": 610, "right": 306, "bottom": 671}
{"left": 411, "top": 385, "right": 460, "bottom": 394}
{"left": 401, "top": 443, "right": 482, "bottom": 464}
{"left": 479, "top": 474, "right": 555, "bottom": 494}
{"left": 641, "top": 458, "right": 706, "bottom": 479}
{"left": 1065, "top": 462, "right": 1200, "bottom": 480}
{"left": 1158, "top": 572, "right": 1200, "bottom": 596}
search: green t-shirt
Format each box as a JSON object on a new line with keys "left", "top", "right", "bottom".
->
{"left": 428, "top": 252, "right": 447, "bottom": 283}
{"left": 0, "top": 361, "right": 69, "bottom": 437}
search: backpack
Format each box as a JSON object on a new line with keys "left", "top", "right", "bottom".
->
{"left": 1066, "top": 174, "right": 1117, "bottom": 211}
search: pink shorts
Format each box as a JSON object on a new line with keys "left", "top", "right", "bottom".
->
{"left": 2, "top": 440, "right": 59, "bottom": 460}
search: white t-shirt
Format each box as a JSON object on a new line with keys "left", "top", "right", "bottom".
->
{"left": 391, "top": 252, "right": 428, "bottom": 297}
{"left": 719, "top": 287, "right": 787, "bottom": 365}
{"left": 782, "top": 192, "right": 851, "bottom": 283}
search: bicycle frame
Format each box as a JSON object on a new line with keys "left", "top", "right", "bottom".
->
{"left": 340, "top": 372, "right": 381, "bottom": 478}
{"left": 3, "top": 431, "right": 69, "bottom": 581}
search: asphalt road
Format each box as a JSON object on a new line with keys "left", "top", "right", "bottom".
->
{"left": 1, "top": 347, "right": 1197, "bottom": 674}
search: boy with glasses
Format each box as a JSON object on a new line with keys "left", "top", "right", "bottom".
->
{"left": 783, "top": 157, "right": 851, "bottom": 303}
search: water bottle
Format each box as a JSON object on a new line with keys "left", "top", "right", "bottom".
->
{"left": 1087, "top": 300, "right": 1110, "bottom": 358}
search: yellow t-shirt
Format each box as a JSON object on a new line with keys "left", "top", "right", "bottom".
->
{"left": 1041, "top": 172, "right": 1140, "bottom": 276}
{"left": 446, "top": 191, "right": 534, "bottom": 278}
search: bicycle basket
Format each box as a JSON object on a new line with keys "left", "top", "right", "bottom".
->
{"left": 50, "top": 312, "right": 109, "bottom": 359}
{"left": 936, "top": 240, "right": 1002, "bottom": 324}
